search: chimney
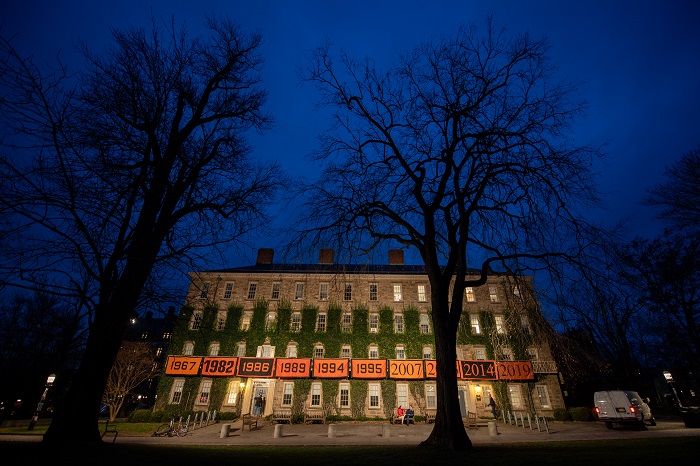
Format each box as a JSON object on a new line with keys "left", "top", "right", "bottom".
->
{"left": 319, "top": 248, "right": 334, "bottom": 264}
{"left": 388, "top": 249, "right": 404, "bottom": 265}
{"left": 256, "top": 248, "right": 274, "bottom": 265}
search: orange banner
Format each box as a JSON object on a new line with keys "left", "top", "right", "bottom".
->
{"left": 275, "top": 358, "right": 312, "bottom": 378}
{"left": 164, "top": 356, "right": 202, "bottom": 375}
{"left": 388, "top": 360, "right": 425, "bottom": 379}
{"left": 351, "top": 359, "right": 387, "bottom": 379}
{"left": 201, "top": 357, "right": 238, "bottom": 377}
{"left": 313, "top": 359, "right": 349, "bottom": 378}
{"left": 496, "top": 361, "right": 535, "bottom": 380}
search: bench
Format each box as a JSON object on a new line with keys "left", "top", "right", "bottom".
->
{"left": 303, "top": 409, "right": 326, "bottom": 424}
{"left": 270, "top": 409, "right": 293, "bottom": 425}
{"left": 465, "top": 411, "right": 478, "bottom": 429}
{"left": 101, "top": 420, "right": 118, "bottom": 443}
{"left": 392, "top": 409, "right": 415, "bottom": 425}
{"left": 425, "top": 411, "right": 436, "bottom": 424}
{"left": 242, "top": 413, "right": 258, "bottom": 430}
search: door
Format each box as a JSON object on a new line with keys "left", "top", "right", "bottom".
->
{"left": 250, "top": 382, "right": 269, "bottom": 415}
{"left": 458, "top": 385, "right": 469, "bottom": 417}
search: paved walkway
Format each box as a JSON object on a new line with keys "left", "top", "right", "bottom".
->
{"left": 5, "top": 418, "right": 699, "bottom": 446}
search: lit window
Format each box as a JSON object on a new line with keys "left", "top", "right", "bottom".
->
{"left": 319, "top": 283, "right": 329, "bottom": 301}
{"left": 420, "top": 314, "right": 430, "bottom": 334}
{"left": 216, "top": 310, "right": 227, "bottom": 331}
{"left": 265, "top": 312, "right": 277, "bottom": 331}
{"left": 536, "top": 385, "right": 551, "bottom": 408}
{"left": 198, "top": 380, "right": 212, "bottom": 404}
{"left": 209, "top": 342, "right": 220, "bottom": 356}
{"left": 314, "top": 344, "right": 325, "bottom": 359}
{"left": 162, "top": 332, "right": 171, "bottom": 340}
{"left": 295, "top": 283, "right": 305, "bottom": 300}
{"left": 508, "top": 385, "right": 522, "bottom": 409}
{"left": 236, "top": 342, "right": 246, "bottom": 357}
{"left": 223, "top": 282, "right": 234, "bottom": 299}
{"left": 247, "top": 283, "right": 257, "bottom": 300}
{"left": 183, "top": 341, "right": 194, "bottom": 355}
{"left": 339, "top": 383, "right": 350, "bottom": 407}
{"left": 316, "top": 312, "right": 327, "bottom": 332}
{"left": 494, "top": 315, "right": 505, "bottom": 334}
{"left": 470, "top": 314, "right": 481, "bottom": 334}
{"left": 226, "top": 381, "right": 239, "bottom": 405}
{"left": 417, "top": 284, "right": 427, "bottom": 302}
{"left": 141, "top": 332, "right": 148, "bottom": 339}
{"left": 369, "top": 283, "right": 378, "bottom": 301}
{"left": 369, "top": 344, "right": 379, "bottom": 359}
{"left": 290, "top": 312, "right": 301, "bottom": 332}
{"left": 425, "top": 384, "right": 436, "bottom": 408}
{"left": 199, "top": 282, "right": 210, "bottom": 299}
{"left": 341, "top": 344, "right": 351, "bottom": 358}
{"left": 287, "top": 343, "right": 298, "bottom": 358}
{"left": 489, "top": 286, "right": 498, "bottom": 303}
{"left": 341, "top": 313, "right": 352, "bottom": 333}
{"left": 369, "top": 383, "right": 380, "bottom": 408}
{"left": 397, "top": 383, "right": 408, "bottom": 407}
{"left": 422, "top": 346, "right": 432, "bottom": 359}
{"left": 171, "top": 379, "right": 184, "bottom": 403}
{"left": 240, "top": 313, "right": 251, "bottom": 331}
{"left": 344, "top": 284, "right": 352, "bottom": 301}
{"left": 394, "top": 314, "right": 404, "bottom": 333}
{"left": 465, "top": 287, "right": 476, "bottom": 302}
{"left": 311, "top": 383, "right": 322, "bottom": 406}
{"left": 271, "top": 283, "right": 281, "bottom": 300}
{"left": 393, "top": 284, "right": 402, "bottom": 302}
{"left": 369, "top": 314, "right": 379, "bottom": 333}
{"left": 156, "top": 347, "right": 163, "bottom": 357}
{"left": 282, "top": 382, "right": 294, "bottom": 406}
{"left": 190, "top": 311, "right": 202, "bottom": 330}
{"left": 258, "top": 343, "right": 274, "bottom": 358}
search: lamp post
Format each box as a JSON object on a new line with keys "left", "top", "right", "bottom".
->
{"left": 664, "top": 371, "right": 683, "bottom": 408}
{"left": 28, "top": 374, "right": 55, "bottom": 430}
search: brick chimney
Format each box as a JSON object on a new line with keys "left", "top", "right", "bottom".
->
{"left": 256, "top": 248, "right": 274, "bottom": 265}
{"left": 319, "top": 248, "right": 334, "bottom": 264}
{"left": 388, "top": 249, "right": 404, "bottom": 265}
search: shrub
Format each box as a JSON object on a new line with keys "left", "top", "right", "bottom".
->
{"left": 553, "top": 408, "right": 572, "bottom": 421}
{"left": 149, "top": 411, "right": 167, "bottom": 422}
{"left": 569, "top": 407, "right": 593, "bottom": 421}
{"left": 217, "top": 411, "right": 239, "bottom": 421}
{"left": 128, "top": 409, "right": 153, "bottom": 423}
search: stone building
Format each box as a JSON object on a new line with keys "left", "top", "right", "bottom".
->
{"left": 154, "top": 248, "right": 563, "bottom": 421}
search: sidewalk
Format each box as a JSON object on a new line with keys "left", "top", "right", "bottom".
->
{"left": 3, "top": 418, "right": 699, "bottom": 446}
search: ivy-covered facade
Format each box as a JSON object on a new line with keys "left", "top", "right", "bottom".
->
{"left": 154, "top": 248, "right": 564, "bottom": 420}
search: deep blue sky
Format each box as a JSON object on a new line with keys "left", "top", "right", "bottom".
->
{"left": 3, "top": 0, "right": 700, "bottom": 266}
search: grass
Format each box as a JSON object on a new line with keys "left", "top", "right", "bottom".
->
{"left": 0, "top": 437, "right": 698, "bottom": 465}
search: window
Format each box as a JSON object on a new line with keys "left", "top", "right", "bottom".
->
{"left": 527, "top": 348, "right": 539, "bottom": 361}
{"left": 290, "top": 312, "right": 301, "bottom": 332}
{"left": 397, "top": 383, "right": 408, "bottom": 407}
{"left": 344, "top": 284, "right": 352, "bottom": 301}
{"left": 258, "top": 342, "right": 274, "bottom": 358}
{"left": 198, "top": 379, "right": 212, "bottom": 404}
{"left": 369, "top": 344, "right": 379, "bottom": 359}
{"left": 183, "top": 341, "right": 194, "bottom": 355}
{"left": 170, "top": 379, "right": 185, "bottom": 403}
{"left": 393, "top": 284, "right": 402, "bottom": 302}
{"left": 425, "top": 384, "right": 436, "bottom": 409}
{"left": 156, "top": 347, "right": 163, "bottom": 358}
{"left": 141, "top": 332, "right": 148, "bottom": 339}
{"left": 223, "top": 282, "right": 234, "bottom": 299}
{"left": 500, "top": 347, "right": 513, "bottom": 361}
{"left": 420, "top": 314, "right": 430, "bottom": 334}
{"left": 369, "top": 283, "right": 378, "bottom": 301}
{"left": 247, "top": 283, "right": 257, "bottom": 300}
{"left": 489, "top": 285, "right": 498, "bottom": 303}
{"left": 286, "top": 342, "right": 298, "bottom": 358}
{"left": 470, "top": 314, "right": 481, "bottom": 334}
{"left": 199, "top": 282, "right": 210, "bottom": 299}
{"left": 339, "top": 383, "right": 350, "bottom": 407}
{"left": 295, "top": 283, "right": 305, "bottom": 300}
{"left": 271, "top": 282, "right": 281, "bottom": 300}
{"left": 422, "top": 346, "right": 432, "bottom": 359}
{"left": 395, "top": 345, "right": 406, "bottom": 360}
{"left": 265, "top": 311, "right": 277, "bottom": 331}
{"left": 209, "top": 342, "right": 220, "bottom": 356}
{"left": 316, "top": 312, "right": 327, "bottom": 332}
{"left": 314, "top": 344, "right": 325, "bottom": 359}
{"left": 311, "top": 383, "right": 322, "bottom": 406}
{"left": 494, "top": 315, "right": 505, "bottom": 334}
{"left": 474, "top": 347, "right": 486, "bottom": 360}
{"left": 240, "top": 313, "right": 251, "bottom": 331}
{"left": 236, "top": 342, "right": 246, "bottom": 357}
{"left": 216, "top": 310, "right": 227, "bottom": 331}
{"left": 514, "top": 285, "right": 521, "bottom": 297}
{"left": 190, "top": 311, "right": 202, "bottom": 330}
{"left": 417, "top": 284, "right": 427, "bottom": 302}
{"left": 521, "top": 315, "right": 531, "bottom": 333}
{"left": 162, "top": 332, "right": 171, "bottom": 340}
{"left": 536, "top": 385, "right": 551, "bottom": 408}
{"left": 394, "top": 314, "right": 404, "bottom": 333}
{"left": 225, "top": 381, "right": 240, "bottom": 405}
{"left": 369, "top": 383, "right": 380, "bottom": 408}
{"left": 341, "top": 313, "right": 352, "bottom": 333}
{"left": 282, "top": 382, "right": 294, "bottom": 406}
{"left": 508, "top": 385, "right": 522, "bottom": 408}
{"left": 319, "top": 283, "right": 329, "bottom": 301}
{"left": 465, "top": 287, "right": 476, "bottom": 302}
{"left": 369, "top": 313, "right": 379, "bottom": 333}
{"left": 341, "top": 344, "right": 351, "bottom": 358}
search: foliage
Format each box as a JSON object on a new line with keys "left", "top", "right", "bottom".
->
{"left": 103, "top": 341, "right": 156, "bottom": 422}
{"left": 568, "top": 407, "right": 593, "bottom": 422}
{"left": 553, "top": 408, "right": 572, "bottom": 421}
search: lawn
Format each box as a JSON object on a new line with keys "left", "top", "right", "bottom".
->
{"left": 1, "top": 437, "right": 698, "bottom": 465}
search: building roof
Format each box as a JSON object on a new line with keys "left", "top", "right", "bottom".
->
{"left": 208, "top": 262, "right": 483, "bottom": 276}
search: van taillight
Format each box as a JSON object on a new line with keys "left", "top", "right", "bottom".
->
{"left": 594, "top": 407, "right": 600, "bottom": 414}
{"left": 629, "top": 406, "right": 636, "bottom": 413}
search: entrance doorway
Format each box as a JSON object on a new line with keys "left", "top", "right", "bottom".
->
{"left": 250, "top": 381, "right": 269, "bottom": 416}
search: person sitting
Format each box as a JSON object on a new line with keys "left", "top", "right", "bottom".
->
{"left": 397, "top": 406, "right": 405, "bottom": 425}
{"left": 404, "top": 405, "right": 414, "bottom": 426}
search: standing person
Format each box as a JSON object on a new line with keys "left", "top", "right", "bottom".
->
{"left": 253, "top": 392, "right": 263, "bottom": 416}
{"left": 488, "top": 395, "right": 498, "bottom": 419}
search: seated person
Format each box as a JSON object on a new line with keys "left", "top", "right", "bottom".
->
{"left": 404, "top": 406, "right": 415, "bottom": 425}
{"left": 397, "top": 406, "right": 405, "bottom": 425}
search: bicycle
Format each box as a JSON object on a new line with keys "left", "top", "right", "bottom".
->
{"left": 153, "top": 416, "right": 188, "bottom": 437}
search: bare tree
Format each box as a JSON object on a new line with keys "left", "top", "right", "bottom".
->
{"left": 297, "top": 20, "right": 603, "bottom": 450}
{"left": 645, "top": 148, "right": 700, "bottom": 232}
{"left": 0, "top": 17, "right": 282, "bottom": 444}
{"left": 102, "top": 342, "right": 154, "bottom": 422}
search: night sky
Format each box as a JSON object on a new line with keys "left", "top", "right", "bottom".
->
{"left": 2, "top": 0, "right": 699, "bottom": 266}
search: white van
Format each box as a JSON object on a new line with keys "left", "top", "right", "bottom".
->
{"left": 593, "top": 390, "right": 656, "bottom": 430}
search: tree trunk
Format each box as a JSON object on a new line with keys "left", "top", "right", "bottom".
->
{"left": 420, "top": 300, "right": 472, "bottom": 451}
